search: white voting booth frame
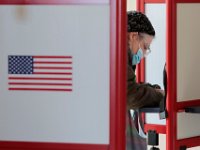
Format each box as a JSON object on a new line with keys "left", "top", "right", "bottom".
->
{"left": 137, "top": 0, "right": 200, "bottom": 149}
{"left": 0, "top": 0, "right": 127, "bottom": 150}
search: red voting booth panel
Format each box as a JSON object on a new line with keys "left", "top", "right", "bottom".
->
{"left": 0, "top": 0, "right": 127, "bottom": 150}
{"left": 138, "top": 0, "right": 200, "bottom": 150}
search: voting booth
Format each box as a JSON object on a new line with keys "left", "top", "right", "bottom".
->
{"left": 137, "top": 0, "right": 200, "bottom": 149}
{"left": 1, "top": 0, "right": 200, "bottom": 149}
{"left": 0, "top": 0, "right": 127, "bottom": 150}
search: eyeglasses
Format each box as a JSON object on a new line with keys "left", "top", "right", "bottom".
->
{"left": 139, "top": 39, "right": 151, "bottom": 57}
{"left": 143, "top": 43, "right": 151, "bottom": 57}
{"left": 138, "top": 33, "right": 152, "bottom": 57}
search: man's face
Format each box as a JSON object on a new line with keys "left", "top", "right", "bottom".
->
{"left": 128, "top": 32, "right": 154, "bottom": 56}
{"left": 138, "top": 33, "right": 153, "bottom": 57}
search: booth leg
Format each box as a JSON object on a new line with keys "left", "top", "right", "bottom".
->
{"left": 150, "top": 146, "right": 160, "bottom": 150}
{"left": 148, "top": 130, "right": 160, "bottom": 150}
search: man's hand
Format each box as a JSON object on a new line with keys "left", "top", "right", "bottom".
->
{"left": 155, "top": 89, "right": 165, "bottom": 96}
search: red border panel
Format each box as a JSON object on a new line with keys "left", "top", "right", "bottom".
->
{"left": 176, "top": 0, "right": 200, "bottom": 2}
{"left": 144, "top": 124, "right": 166, "bottom": 134}
{"left": 109, "top": 1, "right": 128, "bottom": 150}
{"left": 177, "top": 99, "right": 200, "bottom": 111}
{"left": 116, "top": 0, "right": 127, "bottom": 149}
{"left": 136, "top": 0, "right": 140, "bottom": 10}
{"left": 136, "top": 0, "right": 145, "bottom": 83}
{"left": 166, "top": 0, "right": 177, "bottom": 150}
{"left": 176, "top": 136, "right": 200, "bottom": 149}
{"left": 109, "top": 0, "right": 117, "bottom": 149}
{"left": 0, "top": 0, "right": 109, "bottom": 4}
{"left": 0, "top": 141, "right": 108, "bottom": 150}
{"left": 110, "top": 0, "right": 126, "bottom": 150}
{"left": 144, "top": 0, "right": 165, "bottom": 3}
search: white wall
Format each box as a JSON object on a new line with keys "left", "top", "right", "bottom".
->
{"left": 127, "top": 0, "right": 136, "bottom": 11}
{"left": 145, "top": 4, "right": 166, "bottom": 89}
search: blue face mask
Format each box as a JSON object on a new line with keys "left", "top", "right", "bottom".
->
{"left": 132, "top": 48, "right": 143, "bottom": 65}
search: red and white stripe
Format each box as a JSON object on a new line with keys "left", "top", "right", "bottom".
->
{"left": 8, "top": 56, "right": 73, "bottom": 92}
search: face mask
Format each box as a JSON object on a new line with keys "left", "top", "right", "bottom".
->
{"left": 132, "top": 48, "right": 143, "bottom": 65}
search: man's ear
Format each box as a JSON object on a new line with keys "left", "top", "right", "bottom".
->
{"left": 129, "top": 32, "right": 138, "bottom": 41}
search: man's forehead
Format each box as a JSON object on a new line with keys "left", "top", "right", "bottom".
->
{"left": 141, "top": 34, "right": 154, "bottom": 43}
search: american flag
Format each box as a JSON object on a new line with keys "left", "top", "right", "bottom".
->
{"left": 8, "top": 55, "right": 73, "bottom": 92}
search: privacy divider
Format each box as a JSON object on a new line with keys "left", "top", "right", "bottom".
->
{"left": 0, "top": 0, "right": 127, "bottom": 150}
{"left": 137, "top": 0, "right": 200, "bottom": 149}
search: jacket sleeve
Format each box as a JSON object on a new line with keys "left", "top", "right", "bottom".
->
{"left": 127, "top": 82, "right": 164, "bottom": 109}
{"left": 127, "top": 50, "right": 164, "bottom": 109}
{"left": 127, "top": 64, "right": 164, "bottom": 109}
